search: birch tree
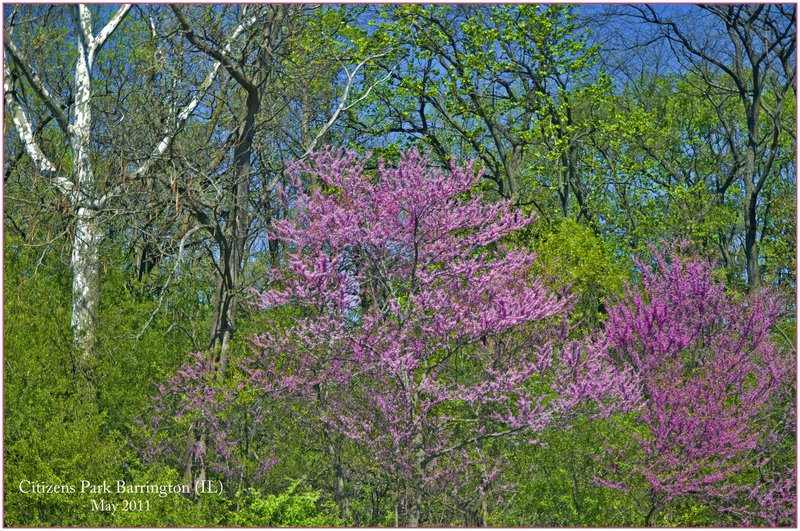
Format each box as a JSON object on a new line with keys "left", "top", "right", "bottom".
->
{"left": 3, "top": 4, "right": 248, "bottom": 363}
{"left": 4, "top": 4, "right": 132, "bottom": 362}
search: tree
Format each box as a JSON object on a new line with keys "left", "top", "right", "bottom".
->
{"left": 3, "top": 4, "right": 235, "bottom": 362}
{"left": 159, "top": 3, "right": 391, "bottom": 365}
{"left": 4, "top": 4, "right": 130, "bottom": 362}
{"left": 237, "top": 148, "right": 639, "bottom": 525}
{"left": 584, "top": 72, "right": 746, "bottom": 270}
{"left": 360, "top": 4, "right": 610, "bottom": 217}
{"left": 598, "top": 242, "right": 795, "bottom": 526}
{"left": 160, "top": 4, "right": 389, "bottom": 486}
{"left": 630, "top": 4, "right": 796, "bottom": 292}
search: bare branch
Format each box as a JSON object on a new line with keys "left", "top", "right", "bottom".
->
{"left": 300, "top": 52, "right": 391, "bottom": 159}
{"left": 99, "top": 7, "right": 257, "bottom": 205}
{"left": 3, "top": 61, "right": 74, "bottom": 198}
{"left": 133, "top": 224, "right": 209, "bottom": 343}
{"left": 3, "top": 33, "right": 70, "bottom": 134}
{"left": 88, "top": 4, "right": 132, "bottom": 66}
{"left": 170, "top": 5, "right": 256, "bottom": 92}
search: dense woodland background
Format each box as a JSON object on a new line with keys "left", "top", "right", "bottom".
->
{"left": 3, "top": 3, "right": 796, "bottom": 527}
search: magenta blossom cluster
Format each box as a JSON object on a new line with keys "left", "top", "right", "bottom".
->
{"left": 598, "top": 242, "right": 795, "bottom": 526}
{"left": 244, "top": 148, "right": 640, "bottom": 522}
{"left": 139, "top": 150, "right": 793, "bottom": 526}
{"left": 137, "top": 351, "right": 279, "bottom": 483}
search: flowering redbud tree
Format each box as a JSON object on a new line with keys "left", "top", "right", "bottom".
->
{"left": 245, "top": 149, "right": 640, "bottom": 525}
{"left": 137, "top": 351, "right": 281, "bottom": 487}
{"left": 598, "top": 243, "right": 796, "bottom": 526}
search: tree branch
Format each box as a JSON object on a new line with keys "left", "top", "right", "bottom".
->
{"left": 88, "top": 4, "right": 132, "bottom": 67}
{"left": 300, "top": 52, "right": 391, "bottom": 159}
{"left": 3, "top": 33, "right": 70, "bottom": 134}
{"left": 170, "top": 5, "right": 256, "bottom": 92}
{"left": 99, "top": 7, "right": 256, "bottom": 205}
{"left": 3, "top": 61, "right": 74, "bottom": 197}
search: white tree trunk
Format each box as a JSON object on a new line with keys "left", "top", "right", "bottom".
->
{"left": 68, "top": 5, "right": 103, "bottom": 360}
{"left": 5, "top": 4, "right": 232, "bottom": 363}
{"left": 70, "top": 207, "right": 102, "bottom": 360}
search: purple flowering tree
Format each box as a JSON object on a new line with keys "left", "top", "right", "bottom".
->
{"left": 137, "top": 351, "right": 281, "bottom": 488}
{"left": 243, "top": 149, "right": 640, "bottom": 525}
{"left": 598, "top": 243, "right": 796, "bottom": 526}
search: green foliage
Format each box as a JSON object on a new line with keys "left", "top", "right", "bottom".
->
{"left": 3, "top": 237, "right": 116, "bottom": 526}
{"left": 490, "top": 416, "right": 640, "bottom": 527}
{"left": 520, "top": 218, "right": 629, "bottom": 330}
{"left": 231, "top": 480, "right": 345, "bottom": 527}
{"left": 108, "top": 466, "right": 229, "bottom": 527}
{"left": 2, "top": 235, "right": 217, "bottom": 526}
{"left": 358, "top": 3, "right": 614, "bottom": 210}
{"left": 4, "top": 3, "right": 795, "bottom": 527}
{"left": 93, "top": 241, "right": 214, "bottom": 434}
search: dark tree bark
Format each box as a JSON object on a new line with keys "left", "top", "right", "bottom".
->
{"left": 633, "top": 4, "right": 796, "bottom": 292}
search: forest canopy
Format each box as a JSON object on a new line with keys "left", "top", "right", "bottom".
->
{"left": 3, "top": 3, "right": 796, "bottom": 527}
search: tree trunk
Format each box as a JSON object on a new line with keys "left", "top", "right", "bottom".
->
{"left": 187, "top": 89, "right": 258, "bottom": 487}
{"left": 503, "top": 144, "right": 523, "bottom": 205}
{"left": 743, "top": 175, "right": 761, "bottom": 292}
{"left": 742, "top": 113, "right": 762, "bottom": 292}
{"left": 327, "top": 436, "right": 350, "bottom": 520}
{"left": 558, "top": 156, "right": 570, "bottom": 219}
{"left": 315, "top": 381, "right": 350, "bottom": 519}
{"left": 406, "top": 428, "right": 426, "bottom": 527}
{"left": 207, "top": 89, "right": 257, "bottom": 368}
{"left": 644, "top": 506, "right": 656, "bottom": 527}
{"left": 208, "top": 276, "right": 236, "bottom": 367}
{"left": 70, "top": 207, "right": 102, "bottom": 362}
{"left": 69, "top": 5, "right": 104, "bottom": 363}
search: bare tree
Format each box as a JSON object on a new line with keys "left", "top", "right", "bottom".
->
{"left": 3, "top": 4, "right": 257, "bottom": 364}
